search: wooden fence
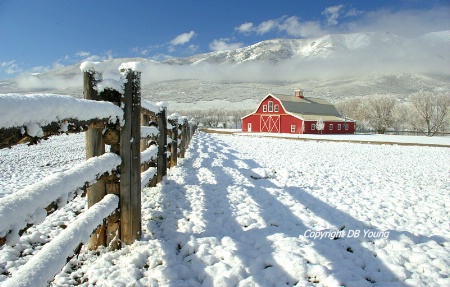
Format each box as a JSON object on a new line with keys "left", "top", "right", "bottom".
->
{"left": 0, "top": 62, "right": 196, "bottom": 286}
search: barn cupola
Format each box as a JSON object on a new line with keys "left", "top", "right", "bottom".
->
{"left": 294, "top": 89, "right": 304, "bottom": 99}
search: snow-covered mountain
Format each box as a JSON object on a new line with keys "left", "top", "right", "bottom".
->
{"left": 0, "top": 31, "right": 448, "bottom": 110}
{"left": 163, "top": 30, "right": 449, "bottom": 65}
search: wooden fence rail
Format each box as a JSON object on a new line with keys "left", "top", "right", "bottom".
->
{"left": 0, "top": 61, "right": 196, "bottom": 287}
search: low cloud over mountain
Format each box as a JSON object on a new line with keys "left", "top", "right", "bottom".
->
{"left": 2, "top": 30, "right": 449, "bottom": 106}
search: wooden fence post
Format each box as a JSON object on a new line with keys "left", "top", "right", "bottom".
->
{"left": 119, "top": 68, "right": 142, "bottom": 245}
{"left": 186, "top": 123, "right": 191, "bottom": 147}
{"left": 184, "top": 121, "right": 189, "bottom": 153}
{"left": 156, "top": 108, "right": 167, "bottom": 183}
{"left": 83, "top": 70, "right": 107, "bottom": 249}
{"left": 168, "top": 116, "right": 178, "bottom": 168}
{"left": 179, "top": 119, "right": 187, "bottom": 158}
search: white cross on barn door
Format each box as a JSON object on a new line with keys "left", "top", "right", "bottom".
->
{"left": 260, "top": 115, "right": 280, "bottom": 132}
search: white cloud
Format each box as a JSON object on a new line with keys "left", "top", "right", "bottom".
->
{"left": 188, "top": 44, "right": 199, "bottom": 52}
{"left": 132, "top": 47, "right": 149, "bottom": 55}
{"left": 235, "top": 22, "right": 254, "bottom": 33}
{"left": 132, "top": 44, "right": 166, "bottom": 56}
{"left": 322, "top": 4, "right": 344, "bottom": 25}
{"left": 170, "top": 31, "right": 196, "bottom": 46}
{"left": 209, "top": 38, "right": 244, "bottom": 52}
{"left": 1, "top": 60, "right": 22, "bottom": 74}
{"left": 76, "top": 51, "right": 90, "bottom": 57}
{"left": 345, "top": 7, "right": 450, "bottom": 37}
{"left": 71, "top": 50, "right": 114, "bottom": 62}
{"left": 236, "top": 16, "right": 326, "bottom": 38}
{"left": 150, "top": 53, "right": 174, "bottom": 61}
{"left": 15, "top": 74, "right": 82, "bottom": 90}
{"left": 279, "top": 16, "right": 326, "bottom": 38}
{"left": 235, "top": 6, "right": 449, "bottom": 40}
{"left": 30, "top": 66, "right": 50, "bottom": 73}
{"left": 256, "top": 19, "right": 278, "bottom": 34}
{"left": 346, "top": 8, "right": 364, "bottom": 17}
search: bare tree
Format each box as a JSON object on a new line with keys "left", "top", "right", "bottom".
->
{"left": 230, "top": 110, "right": 242, "bottom": 129}
{"left": 230, "top": 109, "right": 252, "bottom": 128}
{"left": 336, "top": 97, "right": 371, "bottom": 131}
{"left": 409, "top": 92, "right": 450, "bottom": 136}
{"left": 367, "top": 94, "right": 397, "bottom": 134}
{"left": 392, "top": 102, "right": 411, "bottom": 132}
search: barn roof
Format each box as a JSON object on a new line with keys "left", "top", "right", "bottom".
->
{"left": 272, "top": 94, "right": 342, "bottom": 118}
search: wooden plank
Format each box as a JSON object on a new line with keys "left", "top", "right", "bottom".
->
{"left": 156, "top": 108, "right": 167, "bottom": 183}
{"left": 119, "top": 70, "right": 142, "bottom": 245}
{"left": 84, "top": 70, "right": 107, "bottom": 249}
{"left": 140, "top": 114, "right": 150, "bottom": 172}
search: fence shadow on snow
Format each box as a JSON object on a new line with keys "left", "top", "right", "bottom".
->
{"left": 154, "top": 132, "right": 446, "bottom": 286}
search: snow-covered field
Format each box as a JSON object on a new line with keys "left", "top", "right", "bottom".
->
{"left": 209, "top": 129, "right": 450, "bottom": 147}
{"left": 1, "top": 131, "right": 449, "bottom": 286}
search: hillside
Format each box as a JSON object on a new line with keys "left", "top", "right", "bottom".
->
{"left": 1, "top": 31, "right": 449, "bottom": 110}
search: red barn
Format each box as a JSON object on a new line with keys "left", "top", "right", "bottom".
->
{"left": 242, "top": 90, "right": 355, "bottom": 134}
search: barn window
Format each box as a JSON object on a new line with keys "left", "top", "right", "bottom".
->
{"left": 274, "top": 104, "right": 279, "bottom": 112}
{"left": 268, "top": 101, "right": 273, "bottom": 112}
{"left": 291, "top": 125, "right": 296, "bottom": 133}
{"left": 345, "top": 124, "right": 349, "bottom": 130}
{"left": 263, "top": 105, "right": 267, "bottom": 112}
{"left": 338, "top": 124, "right": 341, "bottom": 130}
{"left": 311, "top": 124, "right": 316, "bottom": 130}
{"left": 329, "top": 124, "right": 333, "bottom": 130}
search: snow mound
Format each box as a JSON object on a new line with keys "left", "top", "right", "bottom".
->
{"left": 249, "top": 168, "right": 277, "bottom": 179}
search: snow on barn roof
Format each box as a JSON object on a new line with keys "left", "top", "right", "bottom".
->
{"left": 272, "top": 94, "right": 342, "bottom": 118}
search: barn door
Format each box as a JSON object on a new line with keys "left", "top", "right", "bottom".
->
{"left": 260, "top": 115, "right": 280, "bottom": 133}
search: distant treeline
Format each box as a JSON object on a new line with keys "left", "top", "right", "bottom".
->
{"left": 335, "top": 91, "right": 449, "bottom": 136}
{"left": 171, "top": 109, "right": 253, "bottom": 129}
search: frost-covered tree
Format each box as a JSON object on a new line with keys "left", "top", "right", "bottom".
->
{"left": 230, "top": 109, "right": 252, "bottom": 129}
{"left": 335, "top": 97, "right": 371, "bottom": 131}
{"left": 316, "top": 118, "right": 324, "bottom": 134}
{"left": 367, "top": 94, "right": 397, "bottom": 134}
{"left": 392, "top": 102, "right": 412, "bottom": 132}
{"left": 409, "top": 92, "right": 450, "bottom": 136}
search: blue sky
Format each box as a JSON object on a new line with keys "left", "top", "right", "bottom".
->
{"left": 0, "top": 0, "right": 449, "bottom": 80}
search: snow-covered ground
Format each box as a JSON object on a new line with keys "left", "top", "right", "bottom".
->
{"left": 209, "top": 129, "right": 450, "bottom": 147}
{"left": 1, "top": 132, "right": 449, "bottom": 286}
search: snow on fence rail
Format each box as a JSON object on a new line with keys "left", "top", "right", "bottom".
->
{"left": 0, "top": 153, "right": 121, "bottom": 245}
{"left": 1, "top": 194, "right": 119, "bottom": 287}
{"left": 0, "top": 94, "right": 123, "bottom": 148}
{"left": 0, "top": 61, "right": 196, "bottom": 286}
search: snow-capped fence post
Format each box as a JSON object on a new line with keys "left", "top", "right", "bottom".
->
{"left": 83, "top": 69, "right": 108, "bottom": 249}
{"left": 118, "top": 67, "right": 142, "bottom": 245}
{"left": 156, "top": 107, "right": 167, "bottom": 183}
{"left": 168, "top": 115, "right": 178, "bottom": 168}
